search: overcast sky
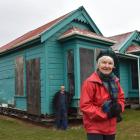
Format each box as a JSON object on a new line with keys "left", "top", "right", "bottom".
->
{"left": 0, "top": 0, "right": 140, "bottom": 47}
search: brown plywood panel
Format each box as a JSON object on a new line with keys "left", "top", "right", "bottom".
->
{"left": 26, "top": 58, "right": 41, "bottom": 116}
{"left": 15, "top": 56, "right": 24, "bottom": 96}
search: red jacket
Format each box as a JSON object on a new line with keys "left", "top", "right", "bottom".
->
{"left": 80, "top": 72, "right": 125, "bottom": 135}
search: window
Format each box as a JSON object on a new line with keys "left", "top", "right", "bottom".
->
{"left": 80, "top": 48, "right": 94, "bottom": 86}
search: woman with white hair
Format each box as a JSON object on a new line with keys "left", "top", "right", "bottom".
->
{"left": 80, "top": 49, "right": 125, "bottom": 140}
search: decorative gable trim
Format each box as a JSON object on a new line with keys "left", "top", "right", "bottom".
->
{"left": 80, "top": 6, "right": 102, "bottom": 35}
{"left": 41, "top": 6, "right": 102, "bottom": 42}
{"left": 132, "top": 32, "right": 140, "bottom": 45}
{"left": 75, "top": 15, "right": 89, "bottom": 24}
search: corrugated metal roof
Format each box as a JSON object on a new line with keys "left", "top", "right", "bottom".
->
{"left": 0, "top": 13, "right": 70, "bottom": 53}
{"left": 59, "top": 27, "right": 116, "bottom": 43}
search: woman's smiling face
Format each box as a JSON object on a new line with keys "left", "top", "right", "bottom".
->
{"left": 97, "top": 56, "right": 114, "bottom": 75}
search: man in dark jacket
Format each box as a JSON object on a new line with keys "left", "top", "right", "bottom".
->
{"left": 53, "top": 85, "right": 72, "bottom": 130}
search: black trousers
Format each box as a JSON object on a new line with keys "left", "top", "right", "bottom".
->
{"left": 87, "top": 133, "right": 115, "bottom": 140}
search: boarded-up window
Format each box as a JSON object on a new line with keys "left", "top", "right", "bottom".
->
{"left": 80, "top": 48, "right": 95, "bottom": 86}
{"left": 67, "top": 50, "right": 75, "bottom": 95}
{"left": 26, "top": 58, "right": 41, "bottom": 115}
{"left": 15, "top": 56, "right": 24, "bottom": 96}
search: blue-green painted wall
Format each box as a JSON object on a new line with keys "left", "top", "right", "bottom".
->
{"left": 0, "top": 42, "right": 46, "bottom": 113}
{"left": 43, "top": 20, "right": 96, "bottom": 114}
{"left": 119, "top": 58, "right": 139, "bottom": 98}
{"left": 0, "top": 19, "right": 114, "bottom": 115}
{"left": 0, "top": 55, "right": 15, "bottom": 105}
{"left": 119, "top": 59, "right": 130, "bottom": 98}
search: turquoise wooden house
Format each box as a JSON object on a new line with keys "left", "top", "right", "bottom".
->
{"left": 109, "top": 30, "right": 140, "bottom": 104}
{"left": 1, "top": 6, "right": 139, "bottom": 117}
{"left": 0, "top": 6, "right": 116, "bottom": 116}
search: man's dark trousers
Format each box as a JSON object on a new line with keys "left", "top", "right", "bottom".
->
{"left": 56, "top": 108, "right": 68, "bottom": 129}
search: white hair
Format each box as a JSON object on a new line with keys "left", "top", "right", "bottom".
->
{"left": 97, "top": 56, "right": 114, "bottom": 67}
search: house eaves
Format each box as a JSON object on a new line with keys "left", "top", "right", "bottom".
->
{"left": 0, "top": 35, "right": 40, "bottom": 54}
{"left": 116, "top": 52, "right": 138, "bottom": 60}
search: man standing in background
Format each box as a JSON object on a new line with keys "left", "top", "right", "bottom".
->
{"left": 53, "top": 85, "right": 72, "bottom": 130}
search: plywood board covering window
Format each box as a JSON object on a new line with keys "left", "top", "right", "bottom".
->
{"left": 15, "top": 56, "right": 24, "bottom": 96}
{"left": 26, "top": 58, "right": 41, "bottom": 115}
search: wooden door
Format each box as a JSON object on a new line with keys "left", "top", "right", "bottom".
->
{"left": 26, "top": 58, "right": 41, "bottom": 116}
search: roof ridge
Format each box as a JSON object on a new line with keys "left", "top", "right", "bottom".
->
{"left": 109, "top": 30, "right": 135, "bottom": 38}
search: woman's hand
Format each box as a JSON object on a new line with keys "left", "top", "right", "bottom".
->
{"left": 107, "top": 102, "right": 122, "bottom": 118}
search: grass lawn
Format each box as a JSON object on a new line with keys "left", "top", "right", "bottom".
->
{"left": 0, "top": 109, "right": 140, "bottom": 140}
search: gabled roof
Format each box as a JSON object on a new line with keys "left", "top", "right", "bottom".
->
{"left": 109, "top": 31, "right": 133, "bottom": 51}
{"left": 0, "top": 6, "right": 102, "bottom": 54}
{"left": 109, "top": 30, "right": 140, "bottom": 53}
{"left": 0, "top": 13, "right": 70, "bottom": 53}
{"left": 59, "top": 27, "right": 116, "bottom": 44}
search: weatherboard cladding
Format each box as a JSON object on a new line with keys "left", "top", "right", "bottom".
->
{"left": 44, "top": 20, "right": 109, "bottom": 113}
{"left": 119, "top": 60, "right": 130, "bottom": 98}
{"left": 0, "top": 55, "right": 15, "bottom": 105}
{"left": 44, "top": 25, "right": 71, "bottom": 113}
{"left": 0, "top": 42, "right": 45, "bottom": 112}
